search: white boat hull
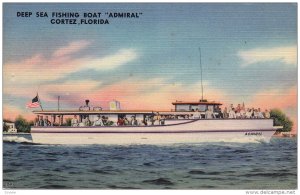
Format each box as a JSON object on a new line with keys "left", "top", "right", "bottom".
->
{"left": 31, "top": 131, "right": 275, "bottom": 145}
{"left": 31, "top": 119, "right": 277, "bottom": 145}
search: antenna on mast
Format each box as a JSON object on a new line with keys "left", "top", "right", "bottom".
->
{"left": 199, "top": 47, "right": 204, "bottom": 101}
{"left": 58, "top": 96, "right": 60, "bottom": 111}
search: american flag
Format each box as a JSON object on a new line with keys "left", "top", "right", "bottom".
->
{"left": 26, "top": 95, "right": 40, "bottom": 108}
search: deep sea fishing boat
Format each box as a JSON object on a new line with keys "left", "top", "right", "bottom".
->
{"left": 30, "top": 48, "right": 281, "bottom": 145}
{"left": 30, "top": 99, "right": 281, "bottom": 145}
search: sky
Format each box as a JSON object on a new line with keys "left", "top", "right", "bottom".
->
{"left": 3, "top": 3, "right": 297, "bottom": 132}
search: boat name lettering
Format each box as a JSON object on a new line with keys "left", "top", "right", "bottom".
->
{"left": 245, "top": 132, "right": 262, "bottom": 136}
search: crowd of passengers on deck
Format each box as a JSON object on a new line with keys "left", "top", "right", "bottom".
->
{"left": 221, "top": 104, "right": 270, "bottom": 119}
{"left": 70, "top": 114, "right": 166, "bottom": 127}
{"left": 176, "top": 104, "right": 270, "bottom": 120}
{"left": 34, "top": 103, "right": 271, "bottom": 127}
{"left": 34, "top": 114, "right": 167, "bottom": 127}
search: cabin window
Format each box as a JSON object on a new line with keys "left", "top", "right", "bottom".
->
{"left": 199, "top": 105, "right": 207, "bottom": 112}
{"left": 191, "top": 105, "right": 199, "bottom": 111}
{"left": 175, "top": 104, "right": 190, "bottom": 111}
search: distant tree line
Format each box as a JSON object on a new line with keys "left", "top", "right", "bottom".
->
{"left": 3, "top": 115, "right": 33, "bottom": 133}
{"left": 270, "top": 109, "right": 293, "bottom": 132}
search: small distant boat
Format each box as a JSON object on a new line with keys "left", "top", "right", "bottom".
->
{"left": 30, "top": 100, "right": 281, "bottom": 145}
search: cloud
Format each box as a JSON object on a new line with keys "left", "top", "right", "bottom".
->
{"left": 238, "top": 46, "right": 297, "bottom": 66}
{"left": 85, "top": 49, "right": 138, "bottom": 70}
{"left": 4, "top": 79, "right": 102, "bottom": 101}
{"left": 41, "top": 79, "right": 102, "bottom": 101}
{"left": 3, "top": 41, "right": 138, "bottom": 85}
{"left": 53, "top": 40, "right": 91, "bottom": 58}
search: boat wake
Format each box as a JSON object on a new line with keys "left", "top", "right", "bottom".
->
{"left": 3, "top": 136, "right": 39, "bottom": 145}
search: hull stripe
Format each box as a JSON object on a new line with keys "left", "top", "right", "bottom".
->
{"left": 31, "top": 129, "right": 276, "bottom": 134}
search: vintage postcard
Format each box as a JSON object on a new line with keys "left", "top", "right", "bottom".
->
{"left": 2, "top": 3, "right": 297, "bottom": 191}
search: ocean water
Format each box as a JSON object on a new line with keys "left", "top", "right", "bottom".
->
{"left": 3, "top": 134, "right": 297, "bottom": 189}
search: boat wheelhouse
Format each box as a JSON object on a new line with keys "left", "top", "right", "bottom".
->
{"left": 172, "top": 100, "right": 222, "bottom": 112}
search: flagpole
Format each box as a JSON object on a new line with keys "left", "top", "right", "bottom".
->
{"left": 37, "top": 93, "right": 44, "bottom": 111}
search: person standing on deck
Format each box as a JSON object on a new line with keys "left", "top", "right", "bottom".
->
{"left": 240, "top": 108, "right": 246, "bottom": 119}
{"left": 130, "top": 116, "right": 138, "bottom": 126}
{"left": 35, "top": 115, "right": 40, "bottom": 126}
{"left": 71, "top": 115, "right": 79, "bottom": 127}
{"left": 193, "top": 108, "right": 201, "bottom": 119}
{"left": 93, "top": 115, "right": 103, "bottom": 126}
{"left": 38, "top": 116, "right": 44, "bottom": 126}
{"left": 254, "top": 109, "right": 259, "bottom": 118}
{"left": 223, "top": 107, "right": 229, "bottom": 119}
{"left": 117, "top": 117, "right": 125, "bottom": 126}
{"left": 264, "top": 109, "right": 271, "bottom": 118}
{"left": 205, "top": 108, "right": 213, "bottom": 119}
{"left": 160, "top": 115, "right": 166, "bottom": 125}
{"left": 228, "top": 108, "right": 236, "bottom": 119}
{"left": 155, "top": 112, "right": 161, "bottom": 125}
{"left": 216, "top": 107, "right": 223, "bottom": 118}
{"left": 124, "top": 117, "right": 129, "bottom": 125}
{"left": 85, "top": 116, "right": 91, "bottom": 126}
{"left": 43, "top": 116, "right": 51, "bottom": 126}
{"left": 257, "top": 108, "right": 264, "bottom": 118}
{"left": 245, "top": 108, "right": 252, "bottom": 118}
{"left": 236, "top": 104, "right": 241, "bottom": 113}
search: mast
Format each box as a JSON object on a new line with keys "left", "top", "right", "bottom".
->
{"left": 58, "top": 96, "right": 60, "bottom": 111}
{"left": 199, "top": 47, "right": 204, "bottom": 101}
{"left": 37, "top": 93, "right": 44, "bottom": 111}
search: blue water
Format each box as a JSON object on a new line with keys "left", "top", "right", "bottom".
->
{"left": 3, "top": 134, "right": 297, "bottom": 189}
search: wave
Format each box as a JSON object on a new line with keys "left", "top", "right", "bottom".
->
{"left": 242, "top": 172, "right": 296, "bottom": 177}
{"left": 3, "top": 136, "right": 38, "bottom": 145}
{"left": 38, "top": 184, "right": 70, "bottom": 189}
{"left": 188, "top": 170, "right": 206, "bottom": 174}
{"left": 142, "top": 178, "right": 174, "bottom": 186}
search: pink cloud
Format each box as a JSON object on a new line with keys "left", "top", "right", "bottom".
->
{"left": 53, "top": 40, "right": 91, "bottom": 58}
{"left": 3, "top": 104, "right": 35, "bottom": 121}
{"left": 3, "top": 41, "right": 138, "bottom": 85}
{"left": 247, "top": 86, "right": 296, "bottom": 111}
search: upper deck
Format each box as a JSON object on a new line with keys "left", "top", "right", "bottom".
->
{"left": 32, "top": 109, "right": 208, "bottom": 116}
{"left": 33, "top": 110, "right": 163, "bottom": 115}
{"left": 33, "top": 99, "right": 223, "bottom": 116}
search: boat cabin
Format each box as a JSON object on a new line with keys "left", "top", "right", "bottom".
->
{"left": 31, "top": 99, "right": 224, "bottom": 127}
{"left": 172, "top": 100, "right": 222, "bottom": 112}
